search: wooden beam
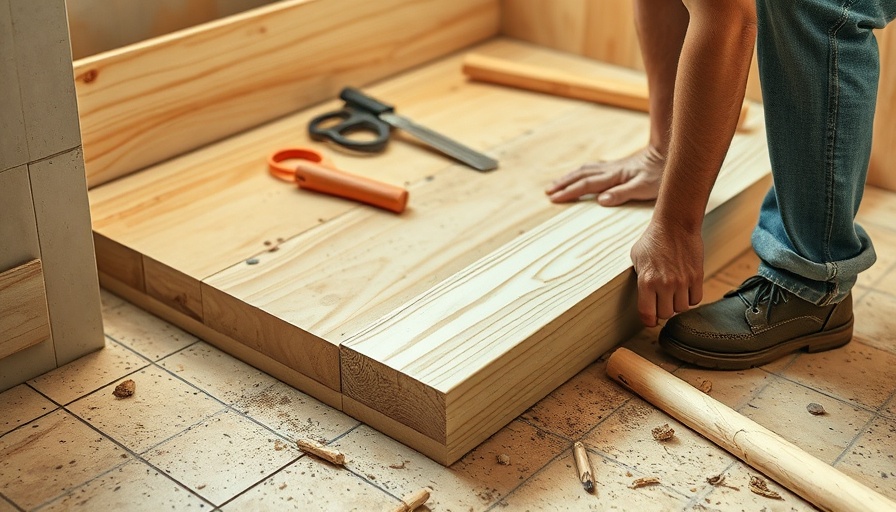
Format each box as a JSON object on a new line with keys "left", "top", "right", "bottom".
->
{"left": 340, "top": 106, "right": 770, "bottom": 465}
{"left": 0, "top": 260, "right": 51, "bottom": 360}
{"left": 74, "top": 0, "right": 501, "bottom": 188}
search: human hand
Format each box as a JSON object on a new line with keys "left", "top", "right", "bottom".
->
{"left": 545, "top": 146, "right": 665, "bottom": 206}
{"left": 630, "top": 220, "right": 704, "bottom": 327}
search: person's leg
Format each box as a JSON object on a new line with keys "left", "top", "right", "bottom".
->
{"left": 752, "top": 0, "right": 896, "bottom": 305}
{"left": 657, "top": 0, "right": 896, "bottom": 369}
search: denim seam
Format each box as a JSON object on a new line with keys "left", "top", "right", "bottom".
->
{"left": 824, "top": 2, "right": 854, "bottom": 265}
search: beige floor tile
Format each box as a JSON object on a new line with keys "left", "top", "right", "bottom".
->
{"left": 0, "top": 497, "right": 15, "bottom": 512}
{"left": 28, "top": 341, "right": 150, "bottom": 405}
{"left": 37, "top": 459, "right": 209, "bottom": 511}
{"left": 68, "top": 365, "right": 225, "bottom": 454}
{"left": 582, "top": 398, "right": 736, "bottom": 499}
{"left": 0, "top": 384, "right": 56, "bottom": 436}
{"left": 740, "top": 377, "right": 873, "bottom": 464}
{"left": 713, "top": 248, "right": 760, "bottom": 287}
{"left": 673, "top": 366, "right": 771, "bottom": 411}
{"left": 143, "top": 410, "right": 297, "bottom": 506}
{"left": 698, "top": 461, "right": 817, "bottom": 511}
{"left": 329, "top": 421, "right": 566, "bottom": 511}
{"left": 101, "top": 290, "right": 199, "bottom": 361}
{"left": 221, "top": 456, "right": 395, "bottom": 511}
{"left": 854, "top": 290, "right": 896, "bottom": 356}
{"left": 855, "top": 223, "right": 896, "bottom": 291}
{"left": 499, "top": 449, "right": 690, "bottom": 511}
{"left": 781, "top": 340, "right": 896, "bottom": 411}
{"left": 159, "top": 342, "right": 279, "bottom": 405}
{"left": 835, "top": 414, "right": 896, "bottom": 501}
{"left": 520, "top": 358, "right": 632, "bottom": 440}
{"left": 232, "top": 381, "right": 358, "bottom": 443}
{"left": 0, "top": 410, "right": 128, "bottom": 510}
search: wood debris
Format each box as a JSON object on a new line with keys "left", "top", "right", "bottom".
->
{"left": 389, "top": 461, "right": 407, "bottom": 469}
{"left": 392, "top": 487, "right": 431, "bottom": 512}
{"left": 629, "top": 476, "right": 661, "bottom": 489}
{"left": 296, "top": 438, "right": 345, "bottom": 466}
{"left": 651, "top": 423, "right": 675, "bottom": 441}
{"left": 112, "top": 379, "right": 136, "bottom": 398}
{"left": 496, "top": 453, "right": 511, "bottom": 466}
{"left": 806, "top": 402, "right": 826, "bottom": 415}
{"left": 749, "top": 476, "right": 783, "bottom": 500}
{"left": 695, "top": 377, "right": 712, "bottom": 394}
{"left": 706, "top": 473, "right": 739, "bottom": 490}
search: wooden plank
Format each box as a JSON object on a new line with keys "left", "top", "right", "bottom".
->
{"left": 341, "top": 106, "right": 770, "bottom": 465}
{"left": 144, "top": 256, "right": 203, "bottom": 321}
{"left": 0, "top": 260, "right": 51, "bottom": 360}
{"left": 92, "top": 232, "right": 145, "bottom": 293}
{"left": 74, "top": 0, "right": 501, "bottom": 188}
{"left": 67, "top": 0, "right": 276, "bottom": 60}
{"left": 88, "top": 38, "right": 629, "bottom": 283}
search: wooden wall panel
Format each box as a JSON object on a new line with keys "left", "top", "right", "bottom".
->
{"left": 870, "top": 25, "right": 896, "bottom": 191}
{"left": 66, "top": 0, "right": 278, "bottom": 59}
{"left": 74, "top": 0, "right": 501, "bottom": 189}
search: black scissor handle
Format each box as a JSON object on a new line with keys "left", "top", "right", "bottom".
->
{"left": 308, "top": 108, "right": 391, "bottom": 153}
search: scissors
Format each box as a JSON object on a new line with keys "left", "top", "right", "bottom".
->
{"left": 268, "top": 147, "right": 408, "bottom": 214}
{"left": 308, "top": 87, "right": 498, "bottom": 172}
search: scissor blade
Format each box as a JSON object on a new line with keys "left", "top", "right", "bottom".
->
{"left": 380, "top": 113, "right": 498, "bottom": 172}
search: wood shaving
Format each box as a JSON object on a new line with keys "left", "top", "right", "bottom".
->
{"left": 629, "top": 476, "right": 661, "bottom": 489}
{"left": 389, "top": 461, "right": 407, "bottom": 469}
{"left": 112, "top": 379, "right": 135, "bottom": 398}
{"left": 807, "top": 402, "right": 826, "bottom": 415}
{"left": 496, "top": 453, "right": 511, "bottom": 465}
{"left": 706, "top": 473, "right": 740, "bottom": 490}
{"left": 651, "top": 423, "right": 675, "bottom": 441}
{"left": 749, "top": 476, "right": 783, "bottom": 500}
{"left": 296, "top": 438, "right": 345, "bottom": 466}
{"left": 695, "top": 377, "right": 712, "bottom": 393}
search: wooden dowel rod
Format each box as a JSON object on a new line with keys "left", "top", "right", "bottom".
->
{"left": 462, "top": 53, "right": 750, "bottom": 129}
{"left": 391, "top": 487, "right": 430, "bottom": 512}
{"left": 606, "top": 347, "right": 896, "bottom": 512}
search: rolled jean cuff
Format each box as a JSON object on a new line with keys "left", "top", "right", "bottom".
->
{"left": 752, "top": 226, "right": 876, "bottom": 305}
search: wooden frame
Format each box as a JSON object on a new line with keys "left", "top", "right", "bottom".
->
{"left": 79, "top": 0, "right": 772, "bottom": 464}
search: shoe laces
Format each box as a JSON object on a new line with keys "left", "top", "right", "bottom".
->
{"left": 727, "top": 276, "right": 789, "bottom": 321}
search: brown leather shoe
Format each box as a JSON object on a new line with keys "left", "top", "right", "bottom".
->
{"left": 659, "top": 276, "right": 853, "bottom": 370}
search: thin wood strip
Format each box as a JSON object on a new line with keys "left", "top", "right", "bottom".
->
{"left": 0, "top": 259, "right": 51, "bottom": 360}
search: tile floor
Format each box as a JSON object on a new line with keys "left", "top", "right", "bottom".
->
{"left": 2, "top": 186, "right": 895, "bottom": 511}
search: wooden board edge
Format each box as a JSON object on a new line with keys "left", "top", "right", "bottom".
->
{"left": 342, "top": 395, "right": 449, "bottom": 466}
{"left": 93, "top": 231, "right": 145, "bottom": 292}
{"left": 99, "top": 271, "right": 343, "bottom": 409}
{"left": 143, "top": 256, "right": 203, "bottom": 322}
{"left": 201, "top": 282, "right": 342, "bottom": 392}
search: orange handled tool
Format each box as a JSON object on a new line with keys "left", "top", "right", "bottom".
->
{"left": 268, "top": 147, "right": 409, "bottom": 214}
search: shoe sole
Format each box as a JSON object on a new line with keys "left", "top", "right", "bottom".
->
{"left": 659, "top": 318, "right": 854, "bottom": 370}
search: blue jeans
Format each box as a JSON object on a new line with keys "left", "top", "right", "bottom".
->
{"left": 752, "top": 0, "right": 896, "bottom": 305}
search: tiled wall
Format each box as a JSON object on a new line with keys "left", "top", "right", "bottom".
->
{"left": 0, "top": 0, "right": 103, "bottom": 390}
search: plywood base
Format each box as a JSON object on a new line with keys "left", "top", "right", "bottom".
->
{"left": 90, "top": 37, "right": 771, "bottom": 465}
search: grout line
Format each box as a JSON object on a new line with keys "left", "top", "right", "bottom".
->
{"left": 0, "top": 492, "right": 25, "bottom": 512}
{"left": 25, "top": 410, "right": 216, "bottom": 511}
{"left": 831, "top": 411, "right": 879, "bottom": 468}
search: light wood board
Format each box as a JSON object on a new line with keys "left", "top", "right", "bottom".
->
{"left": 89, "top": 36, "right": 772, "bottom": 463}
